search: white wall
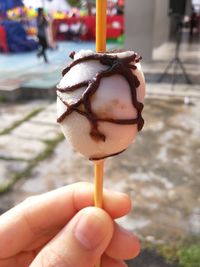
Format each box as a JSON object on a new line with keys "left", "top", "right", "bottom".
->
{"left": 125, "top": 0, "right": 170, "bottom": 61}
{"left": 153, "top": 0, "right": 170, "bottom": 47}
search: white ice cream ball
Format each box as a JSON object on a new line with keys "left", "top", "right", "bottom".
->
{"left": 57, "top": 50, "right": 145, "bottom": 160}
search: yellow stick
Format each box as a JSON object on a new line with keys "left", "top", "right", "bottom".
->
{"left": 94, "top": 160, "right": 104, "bottom": 267}
{"left": 95, "top": 1, "right": 106, "bottom": 266}
{"left": 95, "top": 0, "right": 106, "bottom": 208}
{"left": 96, "top": 0, "right": 107, "bottom": 53}
{"left": 94, "top": 160, "right": 104, "bottom": 208}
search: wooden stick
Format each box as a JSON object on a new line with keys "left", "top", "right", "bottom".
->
{"left": 94, "top": 160, "right": 104, "bottom": 267}
{"left": 94, "top": 160, "right": 104, "bottom": 208}
{"left": 95, "top": 1, "right": 106, "bottom": 266}
{"left": 96, "top": 0, "right": 107, "bottom": 53}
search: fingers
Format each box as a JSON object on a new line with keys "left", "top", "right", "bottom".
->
{"left": 0, "top": 182, "right": 131, "bottom": 258}
{"left": 106, "top": 223, "right": 140, "bottom": 260}
{"left": 30, "top": 207, "right": 114, "bottom": 267}
{"left": 0, "top": 222, "right": 138, "bottom": 267}
{"left": 102, "top": 255, "right": 128, "bottom": 267}
{"left": 76, "top": 184, "right": 132, "bottom": 219}
{"left": 0, "top": 252, "right": 35, "bottom": 267}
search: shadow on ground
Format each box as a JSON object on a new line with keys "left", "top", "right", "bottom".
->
{"left": 126, "top": 250, "right": 178, "bottom": 267}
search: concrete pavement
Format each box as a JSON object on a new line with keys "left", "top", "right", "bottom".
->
{"left": 0, "top": 40, "right": 200, "bottom": 100}
{"left": 0, "top": 96, "right": 200, "bottom": 239}
{"left": 0, "top": 41, "right": 113, "bottom": 100}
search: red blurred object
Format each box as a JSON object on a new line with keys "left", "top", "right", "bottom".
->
{"left": 107, "top": 16, "right": 123, "bottom": 38}
{"left": 118, "top": 0, "right": 124, "bottom": 6}
{"left": 0, "top": 26, "right": 9, "bottom": 53}
{"left": 53, "top": 16, "right": 124, "bottom": 41}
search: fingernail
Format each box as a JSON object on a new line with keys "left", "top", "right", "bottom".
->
{"left": 74, "top": 209, "right": 108, "bottom": 250}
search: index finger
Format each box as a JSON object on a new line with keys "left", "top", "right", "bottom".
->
{"left": 0, "top": 182, "right": 131, "bottom": 258}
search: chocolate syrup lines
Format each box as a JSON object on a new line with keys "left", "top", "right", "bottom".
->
{"left": 57, "top": 51, "right": 144, "bottom": 144}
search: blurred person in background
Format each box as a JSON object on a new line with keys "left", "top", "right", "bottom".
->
{"left": 47, "top": 12, "right": 57, "bottom": 50}
{"left": 37, "top": 7, "right": 48, "bottom": 63}
{"left": 190, "top": 5, "right": 198, "bottom": 36}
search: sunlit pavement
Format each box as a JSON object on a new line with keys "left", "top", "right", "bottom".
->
{"left": 0, "top": 40, "right": 199, "bottom": 100}
{"left": 0, "top": 39, "right": 200, "bottom": 266}
{"left": 0, "top": 41, "right": 114, "bottom": 99}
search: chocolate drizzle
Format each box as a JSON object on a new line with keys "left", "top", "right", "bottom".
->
{"left": 57, "top": 51, "right": 144, "bottom": 159}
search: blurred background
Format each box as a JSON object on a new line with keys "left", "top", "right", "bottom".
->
{"left": 0, "top": 0, "right": 200, "bottom": 266}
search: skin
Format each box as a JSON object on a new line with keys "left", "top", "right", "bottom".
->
{"left": 0, "top": 182, "right": 140, "bottom": 267}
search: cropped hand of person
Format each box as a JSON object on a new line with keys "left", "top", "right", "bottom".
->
{"left": 0, "top": 182, "right": 140, "bottom": 267}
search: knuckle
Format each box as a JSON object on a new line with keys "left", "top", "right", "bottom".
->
{"left": 39, "top": 246, "right": 72, "bottom": 267}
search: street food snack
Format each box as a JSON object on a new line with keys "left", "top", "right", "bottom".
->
{"left": 57, "top": 3, "right": 145, "bottom": 267}
{"left": 57, "top": 49, "right": 145, "bottom": 161}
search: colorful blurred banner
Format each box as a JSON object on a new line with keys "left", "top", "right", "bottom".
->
{"left": 22, "top": 0, "right": 71, "bottom": 11}
{"left": 0, "top": 0, "right": 23, "bottom": 12}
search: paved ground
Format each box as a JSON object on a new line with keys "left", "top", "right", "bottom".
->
{"left": 0, "top": 39, "right": 200, "bottom": 100}
{"left": 0, "top": 42, "right": 113, "bottom": 100}
{"left": 0, "top": 38, "right": 200, "bottom": 266}
{"left": 0, "top": 96, "right": 200, "bottom": 243}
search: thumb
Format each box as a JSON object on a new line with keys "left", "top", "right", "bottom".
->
{"left": 30, "top": 207, "right": 114, "bottom": 267}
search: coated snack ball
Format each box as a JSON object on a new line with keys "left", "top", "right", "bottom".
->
{"left": 57, "top": 50, "right": 145, "bottom": 161}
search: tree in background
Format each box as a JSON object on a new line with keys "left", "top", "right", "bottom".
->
{"left": 67, "top": 0, "right": 95, "bottom": 15}
{"left": 66, "top": 1, "right": 124, "bottom": 16}
{"left": 67, "top": 0, "right": 81, "bottom": 7}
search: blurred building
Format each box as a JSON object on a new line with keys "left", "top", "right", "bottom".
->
{"left": 125, "top": 0, "right": 193, "bottom": 61}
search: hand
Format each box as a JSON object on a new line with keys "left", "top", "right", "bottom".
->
{"left": 0, "top": 182, "right": 140, "bottom": 267}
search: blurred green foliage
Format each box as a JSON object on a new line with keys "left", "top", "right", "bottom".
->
{"left": 67, "top": 0, "right": 81, "bottom": 7}
{"left": 178, "top": 245, "right": 200, "bottom": 267}
{"left": 144, "top": 239, "right": 200, "bottom": 267}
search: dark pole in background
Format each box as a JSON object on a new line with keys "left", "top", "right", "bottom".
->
{"left": 158, "top": 0, "right": 192, "bottom": 89}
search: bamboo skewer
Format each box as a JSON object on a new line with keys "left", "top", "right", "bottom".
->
{"left": 94, "top": 1, "right": 107, "bottom": 267}
{"left": 94, "top": 160, "right": 104, "bottom": 267}
{"left": 96, "top": 0, "right": 107, "bottom": 53}
{"left": 94, "top": 160, "right": 104, "bottom": 208}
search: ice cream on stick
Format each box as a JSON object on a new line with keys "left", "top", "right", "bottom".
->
{"left": 57, "top": 49, "right": 145, "bottom": 161}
